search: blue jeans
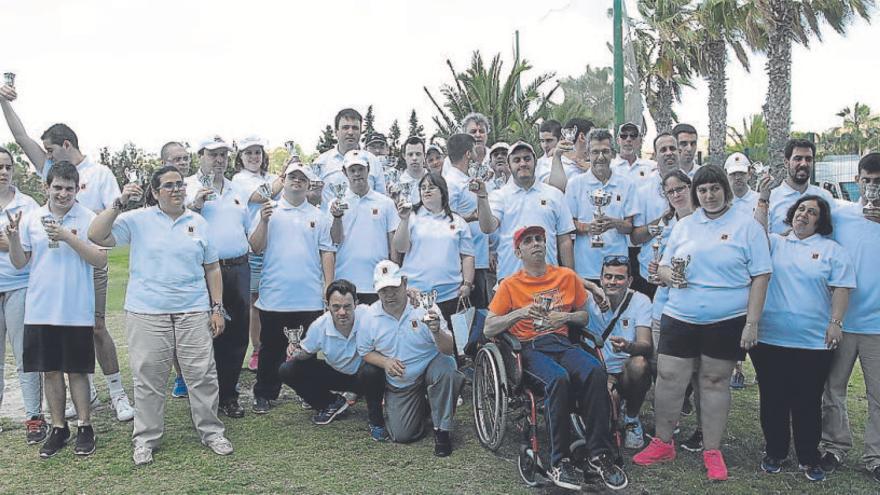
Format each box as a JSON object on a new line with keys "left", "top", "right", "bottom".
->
{"left": 521, "top": 333, "right": 612, "bottom": 466}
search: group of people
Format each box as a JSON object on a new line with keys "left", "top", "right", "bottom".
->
{"left": 0, "top": 79, "right": 878, "bottom": 492}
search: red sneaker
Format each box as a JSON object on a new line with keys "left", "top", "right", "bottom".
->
{"left": 703, "top": 449, "right": 728, "bottom": 480}
{"left": 247, "top": 350, "right": 259, "bottom": 372}
{"left": 633, "top": 436, "right": 676, "bottom": 466}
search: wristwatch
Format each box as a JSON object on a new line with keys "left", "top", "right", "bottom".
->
{"left": 830, "top": 318, "right": 844, "bottom": 327}
{"left": 211, "top": 302, "right": 230, "bottom": 320}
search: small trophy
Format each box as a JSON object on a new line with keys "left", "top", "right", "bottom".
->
{"left": 670, "top": 255, "right": 691, "bottom": 289}
{"left": 40, "top": 215, "right": 60, "bottom": 248}
{"left": 561, "top": 126, "right": 577, "bottom": 143}
{"left": 309, "top": 162, "right": 323, "bottom": 178}
{"left": 397, "top": 181, "right": 414, "bottom": 209}
{"left": 284, "top": 140, "right": 297, "bottom": 157}
{"left": 863, "top": 184, "right": 880, "bottom": 216}
{"left": 329, "top": 182, "right": 349, "bottom": 210}
{"left": 382, "top": 155, "right": 397, "bottom": 171}
{"left": 532, "top": 293, "right": 555, "bottom": 328}
{"left": 256, "top": 180, "right": 276, "bottom": 207}
{"left": 283, "top": 325, "right": 305, "bottom": 361}
{"left": 589, "top": 188, "right": 612, "bottom": 248}
{"left": 384, "top": 168, "right": 400, "bottom": 194}
{"left": 493, "top": 174, "right": 506, "bottom": 189}
{"left": 199, "top": 173, "right": 217, "bottom": 201}
{"left": 124, "top": 167, "right": 143, "bottom": 205}
{"left": 754, "top": 162, "right": 784, "bottom": 189}
{"left": 418, "top": 290, "right": 439, "bottom": 322}
{"left": 3, "top": 72, "right": 14, "bottom": 88}
{"left": 467, "top": 161, "right": 491, "bottom": 192}
{"left": 647, "top": 222, "right": 666, "bottom": 284}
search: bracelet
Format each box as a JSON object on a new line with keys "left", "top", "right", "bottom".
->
{"left": 462, "top": 281, "right": 474, "bottom": 289}
{"left": 211, "top": 302, "right": 229, "bottom": 320}
{"left": 830, "top": 318, "right": 844, "bottom": 327}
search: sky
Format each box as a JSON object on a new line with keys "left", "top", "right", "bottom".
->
{"left": 1, "top": 0, "right": 877, "bottom": 159}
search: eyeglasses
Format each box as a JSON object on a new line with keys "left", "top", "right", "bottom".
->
{"left": 663, "top": 185, "right": 689, "bottom": 197}
{"left": 158, "top": 181, "right": 186, "bottom": 192}
{"left": 419, "top": 184, "right": 439, "bottom": 193}
{"left": 589, "top": 149, "right": 613, "bottom": 157}
{"left": 619, "top": 133, "right": 639, "bottom": 140}
{"left": 603, "top": 255, "right": 629, "bottom": 265}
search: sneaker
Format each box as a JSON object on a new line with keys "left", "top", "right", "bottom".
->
{"left": 703, "top": 449, "right": 729, "bottom": 480}
{"left": 133, "top": 444, "right": 153, "bottom": 466}
{"left": 800, "top": 464, "right": 826, "bottom": 481}
{"left": 588, "top": 452, "right": 629, "bottom": 490}
{"left": 247, "top": 349, "right": 259, "bottom": 372}
{"left": 819, "top": 451, "right": 841, "bottom": 474}
{"left": 871, "top": 465, "right": 880, "bottom": 483}
{"left": 681, "top": 429, "right": 704, "bottom": 452}
{"left": 39, "top": 424, "right": 71, "bottom": 459}
{"left": 342, "top": 391, "right": 358, "bottom": 406}
{"left": 548, "top": 458, "right": 581, "bottom": 491}
{"left": 26, "top": 415, "right": 49, "bottom": 445}
{"left": 252, "top": 396, "right": 271, "bottom": 414}
{"left": 633, "top": 436, "right": 676, "bottom": 466}
{"left": 730, "top": 370, "right": 746, "bottom": 389}
{"left": 369, "top": 424, "right": 390, "bottom": 442}
{"left": 64, "top": 394, "right": 100, "bottom": 419}
{"left": 433, "top": 429, "right": 452, "bottom": 457}
{"left": 681, "top": 396, "right": 694, "bottom": 416}
{"left": 219, "top": 399, "right": 245, "bottom": 419}
{"left": 624, "top": 420, "right": 645, "bottom": 449}
{"left": 74, "top": 424, "right": 96, "bottom": 456}
{"left": 312, "top": 394, "right": 349, "bottom": 425}
{"left": 111, "top": 394, "right": 135, "bottom": 422}
{"left": 172, "top": 376, "right": 188, "bottom": 398}
{"left": 203, "top": 435, "right": 234, "bottom": 455}
{"left": 761, "top": 454, "right": 784, "bottom": 474}
{"left": 301, "top": 401, "right": 313, "bottom": 410}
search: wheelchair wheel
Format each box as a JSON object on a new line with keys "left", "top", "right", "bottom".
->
{"left": 518, "top": 446, "right": 546, "bottom": 487}
{"left": 472, "top": 343, "right": 508, "bottom": 451}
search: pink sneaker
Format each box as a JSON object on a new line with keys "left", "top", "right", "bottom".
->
{"left": 633, "top": 436, "right": 676, "bottom": 466}
{"left": 247, "top": 350, "right": 259, "bottom": 372}
{"left": 703, "top": 449, "right": 728, "bottom": 480}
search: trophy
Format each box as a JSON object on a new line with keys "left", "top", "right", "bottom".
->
{"left": 863, "top": 184, "right": 880, "bottom": 216}
{"left": 589, "top": 188, "right": 612, "bottom": 248}
{"left": 532, "top": 293, "right": 555, "bottom": 328}
{"left": 467, "top": 161, "right": 491, "bottom": 191}
{"left": 124, "top": 167, "right": 143, "bottom": 205}
{"left": 493, "top": 174, "right": 506, "bottom": 189}
{"left": 284, "top": 140, "right": 297, "bottom": 157}
{"left": 754, "top": 162, "right": 784, "bottom": 189}
{"left": 199, "top": 173, "right": 217, "bottom": 201}
{"left": 40, "top": 215, "right": 60, "bottom": 248}
{"left": 384, "top": 168, "right": 400, "bottom": 194}
{"left": 670, "top": 255, "right": 691, "bottom": 289}
{"left": 3, "top": 72, "right": 14, "bottom": 88}
{"left": 382, "top": 155, "right": 397, "bottom": 171}
{"left": 561, "top": 126, "right": 577, "bottom": 143}
{"left": 647, "top": 222, "right": 666, "bottom": 284}
{"left": 308, "top": 162, "right": 324, "bottom": 188}
{"left": 418, "top": 290, "right": 439, "bottom": 322}
{"left": 329, "top": 182, "right": 349, "bottom": 210}
{"left": 256, "top": 180, "right": 276, "bottom": 207}
{"left": 397, "top": 181, "right": 414, "bottom": 209}
{"left": 283, "top": 325, "right": 305, "bottom": 361}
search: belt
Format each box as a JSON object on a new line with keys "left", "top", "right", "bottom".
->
{"left": 219, "top": 254, "right": 248, "bottom": 267}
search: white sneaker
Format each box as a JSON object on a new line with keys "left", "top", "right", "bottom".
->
{"left": 64, "top": 394, "right": 101, "bottom": 419}
{"left": 133, "top": 444, "right": 153, "bottom": 466}
{"left": 111, "top": 394, "right": 135, "bottom": 422}
{"left": 203, "top": 435, "right": 234, "bottom": 456}
{"left": 624, "top": 420, "right": 645, "bottom": 449}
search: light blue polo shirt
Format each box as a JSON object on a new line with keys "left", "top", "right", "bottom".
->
{"left": 730, "top": 189, "right": 759, "bottom": 218}
{"left": 334, "top": 189, "right": 399, "bottom": 294}
{"left": 661, "top": 208, "right": 772, "bottom": 324}
{"left": 760, "top": 233, "right": 856, "bottom": 349}
{"left": 232, "top": 169, "right": 279, "bottom": 220}
{"left": 252, "top": 197, "right": 335, "bottom": 312}
{"left": 768, "top": 182, "right": 834, "bottom": 234}
{"left": 446, "top": 166, "right": 490, "bottom": 269}
{"left": 400, "top": 208, "right": 474, "bottom": 303}
{"left": 184, "top": 175, "right": 250, "bottom": 260}
{"left": 489, "top": 181, "right": 575, "bottom": 280}
{"left": 652, "top": 286, "right": 669, "bottom": 321}
{"left": 587, "top": 290, "right": 652, "bottom": 374}
{"left": 301, "top": 305, "right": 370, "bottom": 375}
{"left": 0, "top": 189, "right": 39, "bottom": 292}
{"left": 832, "top": 202, "right": 880, "bottom": 333}
{"left": 112, "top": 207, "right": 217, "bottom": 314}
{"left": 20, "top": 203, "right": 97, "bottom": 326}
{"left": 314, "top": 147, "right": 387, "bottom": 205}
{"left": 357, "top": 301, "right": 449, "bottom": 389}
{"left": 611, "top": 157, "right": 656, "bottom": 185}
{"left": 633, "top": 174, "right": 670, "bottom": 280}
{"left": 564, "top": 170, "right": 638, "bottom": 279}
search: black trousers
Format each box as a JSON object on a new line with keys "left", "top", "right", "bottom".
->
{"left": 279, "top": 358, "right": 385, "bottom": 426}
{"left": 214, "top": 261, "right": 250, "bottom": 403}
{"left": 471, "top": 269, "right": 490, "bottom": 310}
{"left": 750, "top": 342, "right": 833, "bottom": 465}
{"left": 254, "top": 309, "right": 323, "bottom": 401}
{"left": 628, "top": 246, "right": 657, "bottom": 298}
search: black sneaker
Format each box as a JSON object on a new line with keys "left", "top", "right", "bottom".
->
{"left": 548, "top": 458, "right": 581, "bottom": 491}
{"left": 26, "top": 415, "right": 48, "bottom": 445}
{"left": 588, "top": 453, "right": 629, "bottom": 490}
{"left": 434, "top": 429, "right": 452, "bottom": 457}
{"left": 800, "top": 464, "right": 826, "bottom": 481}
{"left": 74, "top": 425, "right": 96, "bottom": 456}
{"left": 820, "top": 451, "right": 841, "bottom": 474}
{"left": 252, "top": 396, "right": 271, "bottom": 414}
{"left": 311, "top": 394, "right": 349, "bottom": 425}
{"left": 761, "top": 454, "right": 784, "bottom": 474}
{"left": 681, "top": 429, "right": 704, "bottom": 452}
{"left": 871, "top": 465, "right": 880, "bottom": 483}
{"left": 219, "top": 399, "right": 245, "bottom": 419}
{"left": 39, "top": 424, "right": 71, "bottom": 459}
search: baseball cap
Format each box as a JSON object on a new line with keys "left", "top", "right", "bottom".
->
{"left": 282, "top": 162, "right": 319, "bottom": 182}
{"left": 374, "top": 260, "right": 404, "bottom": 291}
{"left": 366, "top": 133, "right": 388, "bottom": 146}
{"left": 489, "top": 142, "right": 511, "bottom": 155}
{"left": 426, "top": 144, "right": 444, "bottom": 155}
{"left": 237, "top": 135, "right": 265, "bottom": 151}
{"left": 617, "top": 122, "right": 640, "bottom": 136}
{"left": 507, "top": 141, "right": 536, "bottom": 159}
{"left": 342, "top": 149, "right": 370, "bottom": 170}
{"left": 513, "top": 225, "right": 546, "bottom": 249}
{"left": 724, "top": 152, "right": 751, "bottom": 174}
{"left": 197, "top": 135, "right": 231, "bottom": 152}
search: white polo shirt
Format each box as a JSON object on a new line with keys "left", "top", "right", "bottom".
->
{"left": 587, "top": 290, "right": 652, "bottom": 374}
{"left": 184, "top": 174, "right": 250, "bottom": 260}
{"left": 760, "top": 232, "right": 856, "bottom": 349}
{"left": 633, "top": 174, "right": 670, "bottom": 280}
{"left": 611, "top": 157, "right": 656, "bottom": 185}
{"left": 112, "top": 206, "right": 217, "bottom": 314}
{"left": 42, "top": 157, "right": 120, "bottom": 213}
{"left": 446, "top": 166, "right": 489, "bottom": 270}
{"left": 400, "top": 208, "right": 474, "bottom": 303}
{"left": 535, "top": 155, "right": 580, "bottom": 183}
{"left": 313, "top": 147, "right": 387, "bottom": 205}
{"left": 682, "top": 163, "right": 701, "bottom": 179}
{"left": 20, "top": 203, "right": 96, "bottom": 325}
{"left": 768, "top": 181, "right": 834, "bottom": 234}
{"left": 232, "top": 169, "right": 279, "bottom": 220}
{"left": 661, "top": 208, "right": 772, "bottom": 324}
{"left": 489, "top": 181, "right": 575, "bottom": 280}
{"left": 334, "top": 189, "right": 399, "bottom": 294}
{"left": 564, "top": 169, "right": 638, "bottom": 279}
{"left": 252, "top": 197, "right": 335, "bottom": 312}
{"left": 301, "top": 305, "right": 370, "bottom": 375}
{"left": 357, "top": 301, "right": 450, "bottom": 389}
{"left": 731, "top": 189, "right": 759, "bottom": 218}
{"left": 832, "top": 202, "right": 880, "bottom": 333}
{"left": 0, "top": 189, "right": 39, "bottom": 292}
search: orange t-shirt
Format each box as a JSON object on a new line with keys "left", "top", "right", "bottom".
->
{"left": 489, "top": 265, "right": 589, "bottom": 342}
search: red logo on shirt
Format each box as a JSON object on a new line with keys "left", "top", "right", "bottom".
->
{"left": 720, "top": 234, "right": 729, "bottom": 241}
{"left": 80, "top": 183, "right": 87, "bottom": 190}
{"left": 449, "top": 224, "right": 456, "bottom": 232}
{"left": 71, "top": 229, "right": 77, "bottom": 236}
{"left": 411, "top": 320, "right": 419, "bottom": 330}
{"left": 812, "top": 253, "right": 820, "bottom": 260}
{"left": 621, "top": 318, "right": 629, "bottom": 327}
{"left": 188, "top": 226, "right": 194, "bottom": 234}
{"left": 616, "top": 194, "right": 621, "bottom": 202}
{"left": 372, "top": 208, "right": 379, "bottom": 215}
{"left": 540, "top": 199, "right": 547, "bottom": 206}
{"left": 640, "top": 171, "right": 645, "bottom": 176}
{"left": 234, "top": 199, "right": 241, "bottom": 205}
{"left": 309, "top": 221, "right": 316, "bottom": 228}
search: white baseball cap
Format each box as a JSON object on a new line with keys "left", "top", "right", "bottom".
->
{"left": 489, "top": 142, "right": 511, "bottom": 155}
{"left": 197, "top": 135, "right": 231, "bottom": 152}
{"left": 507, "top": 141, "right": 536, "bottom": 160}
{"left": 342, "top": 150, "right": 370, "bottom": 170}
{"left": 281, "top": 162, "right": 319, "bottom": 182}
{"left": 373, "top": 260, "right": 404, "bottom": 291}
{"left": 237, "top": 135, "right": 266, "bottom": 151}
{"left": 724, "top": 152, "right": 751, "bottom": 175}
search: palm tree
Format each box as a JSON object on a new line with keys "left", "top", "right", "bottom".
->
{"left": 547, "top": 65, "right": 616, "bottom": 128}
{"left": 727, "top": 114, "right": 769, "bottom": 164}
{"left": 833, "top": 102, "right": 880, "bottom": 155}
{"left": 758, "top": 0, "right": 873, "bottom": 167}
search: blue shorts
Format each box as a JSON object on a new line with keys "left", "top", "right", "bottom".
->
{"left": 248, "top": 253, "right": 263, "bottom": 294}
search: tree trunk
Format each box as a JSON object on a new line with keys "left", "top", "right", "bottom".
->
{"left": 705, "top": 40, "right": 727, "bottom": 167}
{"left": 763, "top": 0, "right": 793, "bottom": 169}
{"left": 654, "top": 78, "right": 674, "bottom": 133}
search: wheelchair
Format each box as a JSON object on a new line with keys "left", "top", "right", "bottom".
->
{"left": 471, "top": 328, "right": 624, "bottom": 487}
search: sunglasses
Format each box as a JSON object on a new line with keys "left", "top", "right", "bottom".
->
{"left": 603, "top": 255, "right": 629, "bottom": 265}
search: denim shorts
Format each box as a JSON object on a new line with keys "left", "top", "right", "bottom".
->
{"left": 248, "top": 253, "right": 263, "bottom": 294}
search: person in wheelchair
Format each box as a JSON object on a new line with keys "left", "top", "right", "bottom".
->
{"left": 587, "top": 256, "right": 653, "bottom": 450}
{"left": 484, "top": 225, "right": 629, "bottom": 491}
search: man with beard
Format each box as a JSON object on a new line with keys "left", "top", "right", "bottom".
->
{"left": 761, "top": 139, "right": 834, "bottom": 234}
{"left": 612, "top": 122, "right": 655, "bottom": 185}
{"left": 725, "top": 152, "right": 760, "bottom": 217}
{"left": 672, "top": 124, "right": 700, "bottom": 178}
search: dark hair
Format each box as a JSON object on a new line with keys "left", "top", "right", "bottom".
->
{"left": 401, "top": 136, "right": 426, "bottom": 158}
{"left": 653, "top": 132, "right": 676, "bottom": 152}
{"left": 784, "top": 194, "right": 833, "bottom": 236}
{"left": 45, "top": 160, "right": 79, "bottom": 187}
{"left": 671, "top": 123, "right": 697, "bottom": 139}
{"left": 564, "top": 118, "right": 594, "bottom": 141}
{"left": 0, "top": 146, "right": 13, "bottom": 166}
{"left": 415, "top": 172, "right": 454, "bottom": 222}
{"left": 661, "top": 170, "right": 693, "bottom": 221}
{"left": 160, "top": 141, "right": 184, "bottom": 161}
{"left": 447, "top": 133, "right": 475, "bottom": 163}
{"left": 145, "top": 165, "right": 183, "bottom": 207}
{"left": 335, "top": 108, "right": 363, "bottom": 130}
{"left": 784, "top": 138, "right": 816, "bottom": 160}
{"left": 601, "top": 256, "right": 631, "bottom": 277}
{"left": 587, "top": 128, "right": 615, "bottom": 150}
{"left": 690, "top": 165, "right": 733, "bottom": 208}
{"left": 40, "top": 123, "right": 79, "bottom": 150}
{"left": 539, "top": 120, "right": 562, "bottom": 139}
{"left": 325, "top": 279, "right": 358, "bottom": 303}
{"left": 858, "top": 152, "right": 880, "bottom": 175}
{"left": 234, "top": 145, "right": 269, "bottom": 174}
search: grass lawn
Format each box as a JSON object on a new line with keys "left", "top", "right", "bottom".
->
{"left": 1, "top": 247, "right": 878, "bottom": 493}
